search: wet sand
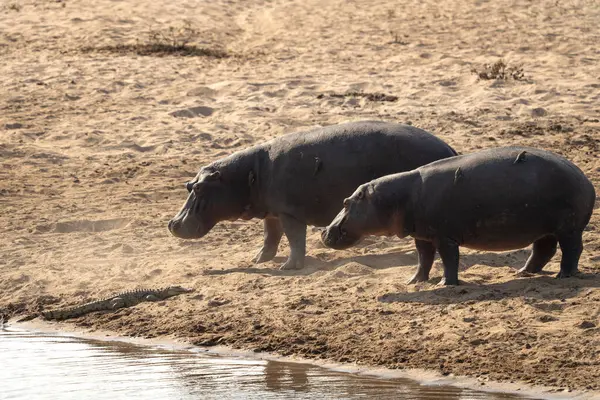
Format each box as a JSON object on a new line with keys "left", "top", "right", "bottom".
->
{"left": 1, "top": 0, "right": 600, "bottom": 395}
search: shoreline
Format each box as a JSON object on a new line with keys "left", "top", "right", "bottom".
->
{"left": 10, "top": 319, "right": 600, "bottom": 400}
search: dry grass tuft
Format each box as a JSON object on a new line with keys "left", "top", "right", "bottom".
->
{"left": 7, "top": 3, "right": 22, "bottom": 11}
{"left": 386, "top": 9, "right": 409, "bottom": 45}
{"left": 471, "top": 60, "right": 525, "bottom": 81}
{"left": 317, "top": 91, "right": 399, "bottom": 102}
{"left": 81, "top": 22, "right": 229, "bottom": 58}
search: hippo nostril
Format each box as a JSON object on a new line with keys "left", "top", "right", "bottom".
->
{"left": 168, "top": 219, "right": 181, "bottom": 232}
{"left": 321, "top": 228, "right": 334, "bottom": 245}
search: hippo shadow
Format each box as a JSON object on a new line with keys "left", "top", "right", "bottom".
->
{"left": 202, "top": 256, "right": 343, "bottom": 277}
{"left": 459, "top": 249, "right": 530, "bottom": 270}
{"left": 202, "top": 249, "right": 422, "bottom": 277}
{"left": 334, "top": 248, "right": 531, "bottom": 271}
{"left": 325, "top": 251, "right": 417, "bottom": 270}
{"left": 377, "top": 273, "right": 600, "bottom": 305}
{"left": 202, "top": 249, "right": 531, "bottom": 277}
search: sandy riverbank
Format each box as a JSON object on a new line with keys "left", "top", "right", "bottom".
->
{"left": 1, "top": 0, "right": 599, "bottom": 394}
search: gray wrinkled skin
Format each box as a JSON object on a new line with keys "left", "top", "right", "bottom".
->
{"left": 168, "top": 120, "right": 457, "bottom": 270}
{"left": 322, "top": 146, "right": 596, "bottom": 285}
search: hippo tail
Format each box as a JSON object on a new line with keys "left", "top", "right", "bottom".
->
{"left": 585, "top": 182, "right": 596, "bottom": 226}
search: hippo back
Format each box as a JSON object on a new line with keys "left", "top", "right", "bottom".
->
{"left": 414, "top": 146, "right": 595, "bottom": 246}
{"left": 264, "top": 121, "right": 457, "bottom": 226}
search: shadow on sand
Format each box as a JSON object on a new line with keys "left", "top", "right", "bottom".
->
{"left": 203, "top": 251, "right": 418, "bottom": 277}
{"left": 203, "top": 245, "right": 599, "bottom": 305}
{"left": 377, "top": 272, "right": 600, "bottom": 305}
{"left": 203, "top": 248, "right": 531, "bottom": 277}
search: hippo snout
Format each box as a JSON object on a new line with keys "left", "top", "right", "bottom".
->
{"left": 168, "top": 217, "right": 188, "bottom": 238}
{"left": 167, "top": 219, "right": 178, "bottom": 232}
{"left": 167, "top": 215, "right": 200, "bottom": 239}
{"left": 321, "top": 225, "right": 361, "bottom": 250}
{"left": 168, "top": 211, "right": 216, "bottom": 240}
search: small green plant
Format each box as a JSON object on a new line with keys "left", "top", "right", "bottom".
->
{"left": 471, "top": 60, "right": 525, "bottom": 81}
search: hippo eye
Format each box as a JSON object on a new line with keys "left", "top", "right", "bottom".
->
{"left": 356, "top": 190, "right": 364, "bottom": 200}
{"left": 193, "top": 183, "right": 202, "bottom": 194}
{"left": 186, "top": 182, "right": 194, "bottom": 193}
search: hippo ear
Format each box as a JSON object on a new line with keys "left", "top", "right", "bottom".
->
{"left": 248, "top": 170, "right": 256, "bottom": 186}
{"left": 206, "top": 171, "right": 221, "bottom": 181}
{"left": 366, "top": 185, "right": 375, "bottom": 197}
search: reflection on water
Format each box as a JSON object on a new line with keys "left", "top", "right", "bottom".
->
{"left": 0, "top": 327, "right": 534, "bottom": 400}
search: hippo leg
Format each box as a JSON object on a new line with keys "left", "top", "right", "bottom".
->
{"left": 253, "top": 217, "right": 284, "bottom": 264}
{"left": 518, "top": 235, "right": 558, "bottom": 274}
{"left": 407, "top": 239, "right": 436, "bottom": 284}
{"left": 556, "top": 233, "right": 583, "bottom": 278}
{"left": 436, "top": 238, "right": 460, "bottom": 286}
{"left": 279, "top": 214, "right": 307, "bottom": 270}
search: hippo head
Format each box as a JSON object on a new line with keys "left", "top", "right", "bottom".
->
{"left": 321, "top": 183, "right": 396, "bottom": 250}
{"left": 168, "top": 167, "right": 250, "bottom": 239}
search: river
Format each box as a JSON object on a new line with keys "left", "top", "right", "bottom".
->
{"left": 0, "top": 326, "right": 537, "bottom": 400}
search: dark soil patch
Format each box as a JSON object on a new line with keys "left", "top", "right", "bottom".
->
{"left": 81, "top": 43, "right": 229, "bottom": 58}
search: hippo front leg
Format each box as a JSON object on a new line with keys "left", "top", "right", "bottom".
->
{"left": 253, "top": 217, "right": 284, "bottom": 264}
{"left": 407, "top": 239, "right": 436, "bottom": 284}
{"left": 279, "top": 214, "right": 307, "bottom": 270}
{"left": 436, "top": 238, "right": 460, "bottom": 286}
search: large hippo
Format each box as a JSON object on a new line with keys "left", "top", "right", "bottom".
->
{"left": 322, "top": 146, "right": 595, "bottom": 285}
{"left": 168, "top": 120, "right": 457, "bottom": 270}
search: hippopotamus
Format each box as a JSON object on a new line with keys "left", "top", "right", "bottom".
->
{"left": 168, "top": 120, "right": 457, "bottom": 270}
{"left": 322, "top": 146, "right": 595, "bottom": 285}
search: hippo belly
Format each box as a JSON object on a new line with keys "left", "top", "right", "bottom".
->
{"left": 461, "top": 231, "right": 546, "bottom": 252}
{"left": 460, "top": 207, "right": 560, "bottom": 251}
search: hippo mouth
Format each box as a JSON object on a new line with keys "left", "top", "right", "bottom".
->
{"left": 168, "top": 195, "right": 216, "bottom": 239}
{"left": 320, "top": 222, "right": 362, "bottom": 250}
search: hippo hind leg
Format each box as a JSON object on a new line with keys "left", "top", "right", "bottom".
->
{"left": 407, "top": 239, "right": 436, "bottom": 284}
{"left": 278, "top": 214, "right": 307, "bottom": 270}
{"left": 436, "top": 238, "right": 460, "bottom": 286}
{"left": 556, "top": 232, "right": 583, "bottom": 279}
{"left": 253, "top": 217, "right": 284, "bottom": 264}
{"left": 518, "top": 235, "right": 557, "bottom": 274}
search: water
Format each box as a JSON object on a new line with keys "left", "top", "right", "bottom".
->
{"left": 0, "top": 327, "right": 535, "bottom": 400}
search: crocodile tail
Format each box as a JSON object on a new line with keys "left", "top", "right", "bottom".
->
{"left": 16, "top": 314, "right": 39, "bottom": 323}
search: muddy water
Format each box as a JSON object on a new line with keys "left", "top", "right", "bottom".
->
{"left": 0, "top": 327, "right": 535, "bottom": 400}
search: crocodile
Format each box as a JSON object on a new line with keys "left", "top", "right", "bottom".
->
{"left": 17, "top": 285, "right": 194, "bottom": 322}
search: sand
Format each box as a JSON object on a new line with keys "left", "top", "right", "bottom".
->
{"left": 1, "top": 0, "right": 599, "bottom": 394}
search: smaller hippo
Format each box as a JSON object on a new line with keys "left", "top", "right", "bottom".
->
{"left": 322, "top": 146, "right": 595, "bottom": 285}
